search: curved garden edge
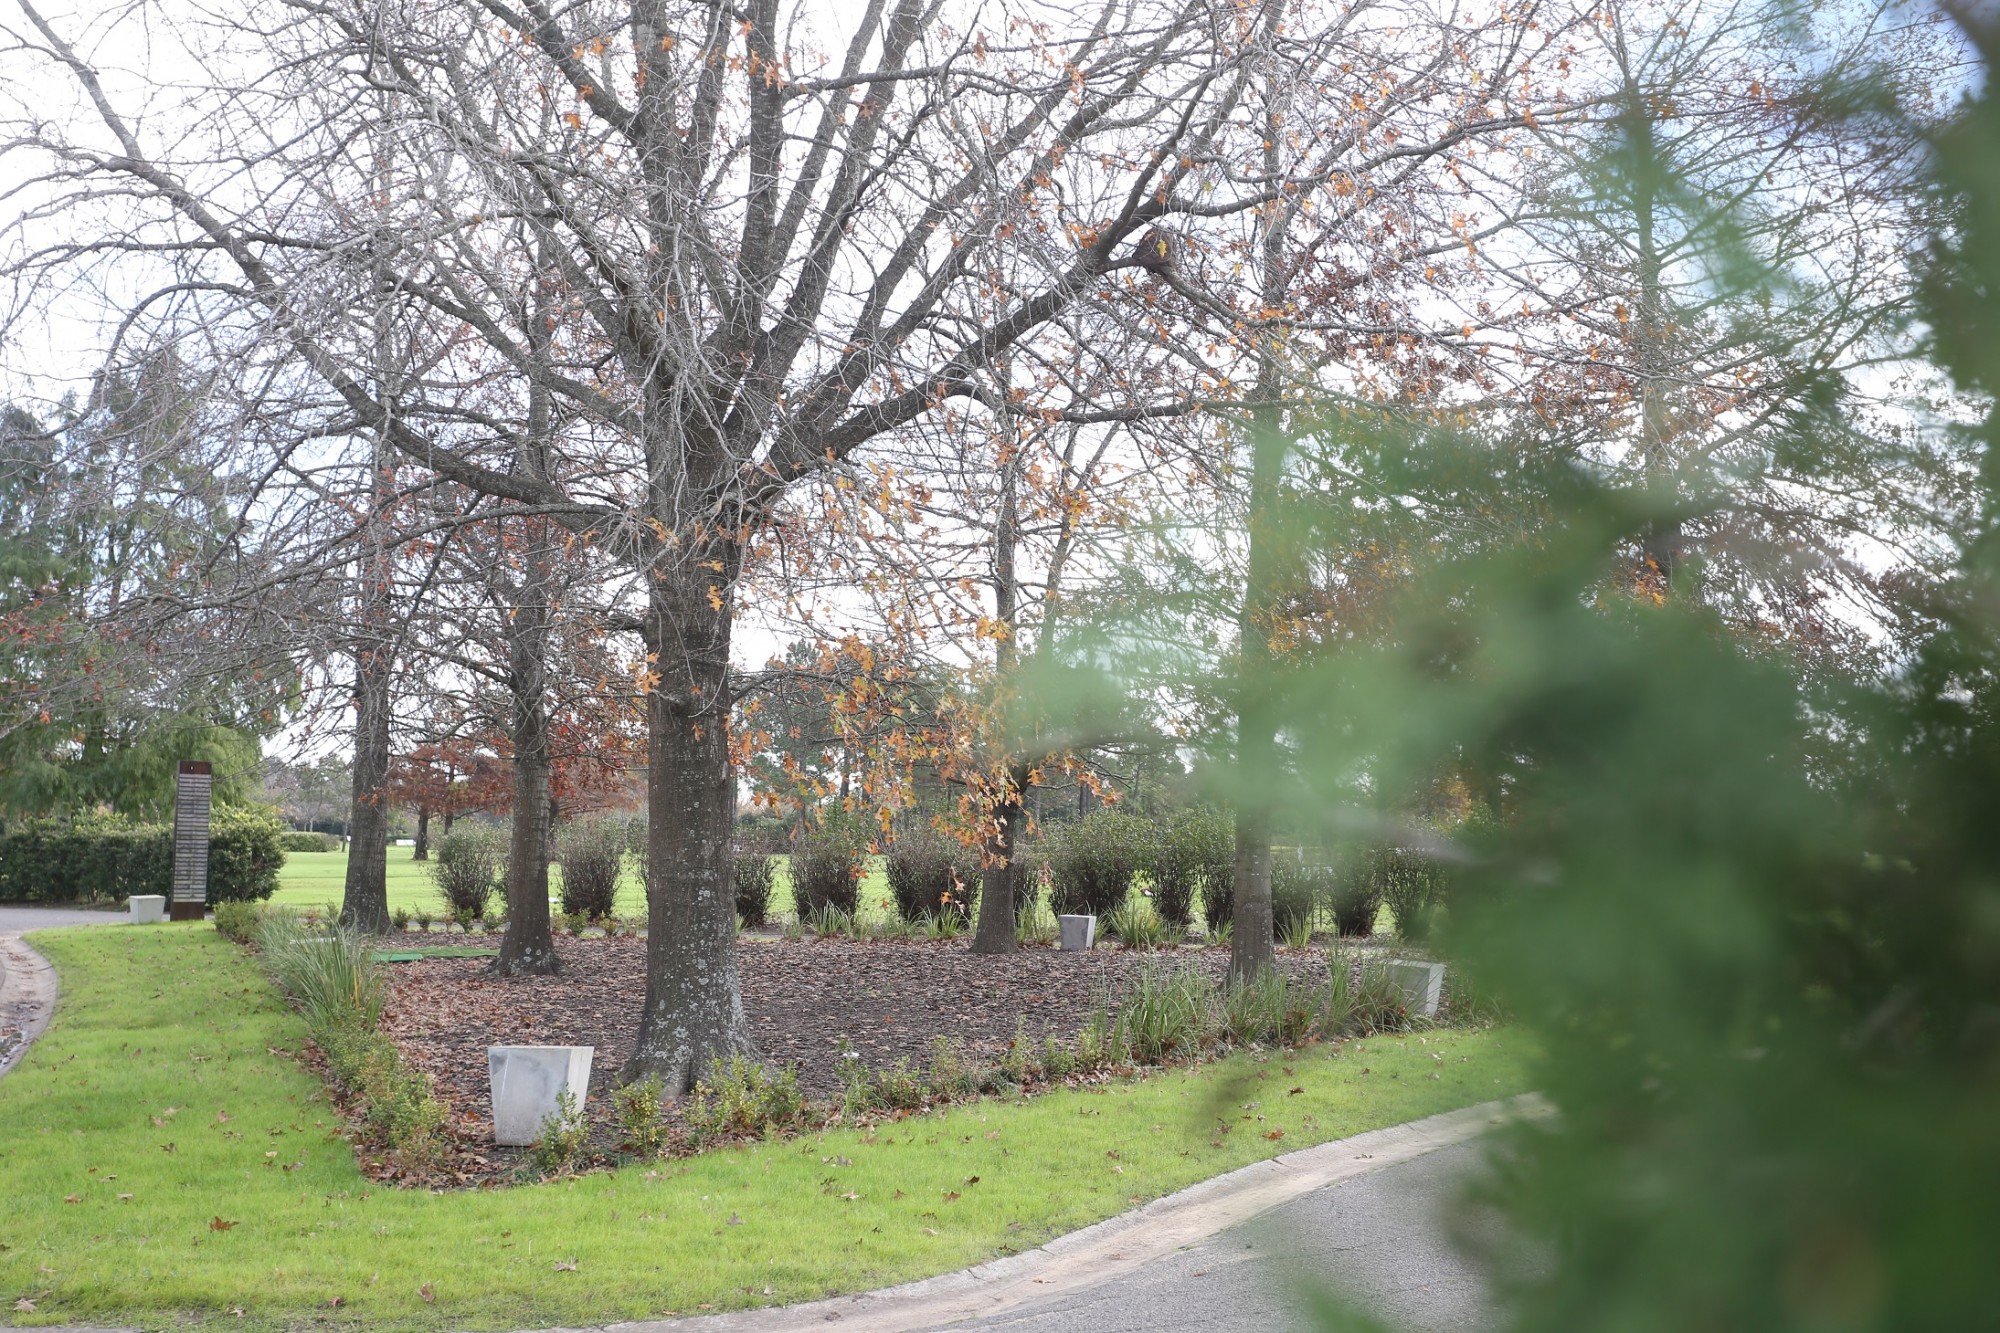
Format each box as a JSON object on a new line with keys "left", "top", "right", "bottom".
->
{"left": 0, "top": 926, "right": 1532, "bottom": 1331}
{"left": 550, "top": 1091, "right": 1551, "bottom": 1333}
{"left": 0, "top": 931, "right": 61, "bottom": 1080}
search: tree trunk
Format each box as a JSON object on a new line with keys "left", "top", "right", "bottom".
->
{"left": 971, "top": 768, "right": 1028, "bottom": 955}
{"left": 413, "top": 804, "right": 430, "bottom": 861}
{"left": 626, "top": 573, "right": 757, "bottom": 1094}
{"left": 491, "top": 609, "right": 559, "bottom": 975}
{"left": 340, "top": 652, "right": 393, "bottom": 933}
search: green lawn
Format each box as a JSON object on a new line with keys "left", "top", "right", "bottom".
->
{"left": 271, "top": 851, "right": 892, "bottom": 923}
{"left": 0, "top": 925, "right": 1528, "bottom": 1331}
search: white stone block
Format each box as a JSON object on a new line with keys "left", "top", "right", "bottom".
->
{"left": 1058, "top": 914, "right": 1096, "bottom": 952}
{"left": 1386, "top": 958, "right": 1447, "bottom": 1018}
{"left": 128, "top": 895, "right": 167, "bottom": 925}
{"left": 487, "top": 1045, "right": 593, "bottom": 1146}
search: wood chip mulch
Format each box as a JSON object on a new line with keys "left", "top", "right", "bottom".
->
{"left": 374, "top": 935, "right": 1342, "bottom": 1184}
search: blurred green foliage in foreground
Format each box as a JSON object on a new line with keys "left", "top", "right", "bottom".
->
{"left": 1081, "top": 19, "right": 2000, "bottom": 1332}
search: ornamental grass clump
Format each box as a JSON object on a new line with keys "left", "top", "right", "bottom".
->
{"left": 252, "top": 910, "right": 446, "bottom": 1166}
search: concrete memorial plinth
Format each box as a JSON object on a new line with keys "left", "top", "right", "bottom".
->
{"left": 128, "top": 895, "right": 167, "bottom": 925}
{"left": 1385, "top": 958, "right": 1447, "bottom": 1019}
{"left": 1058, "top": 914, "right": 1097, "bottom": 952}
{"left": 487, "top": 1045, "right": 593, "bottom": 1146}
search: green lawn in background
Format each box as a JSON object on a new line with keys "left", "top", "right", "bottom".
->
{"left": 270, "top": 851, "right": 891, "bottom": 923}
{"left": 0, "top": 925, "right": 1528, "bottom": 1331}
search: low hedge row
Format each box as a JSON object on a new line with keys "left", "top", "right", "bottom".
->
{"left": 0, "top": 807, "right": 286, "bottom": 904}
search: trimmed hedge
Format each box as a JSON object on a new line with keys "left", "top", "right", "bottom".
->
{"left": 279, "top": 830, "right": 339, "bottom": 853}
{"left": 0, "top": 807, "right": 285, "bottom": 905}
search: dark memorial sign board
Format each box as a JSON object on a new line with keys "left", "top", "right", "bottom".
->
{"left": 171, "top": 761, "right": 213, "bottom": 921}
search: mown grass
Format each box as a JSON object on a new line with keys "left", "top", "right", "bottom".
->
{"left": 0, "top": 925, "right": 1527, "bottom": 1331}
{"left": 269, "top": 851, "right": 894, "bottom": 924}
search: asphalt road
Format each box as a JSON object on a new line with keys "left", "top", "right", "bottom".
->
{"left": 933, "top": 1138, "right": 1506, "bottom": 1333}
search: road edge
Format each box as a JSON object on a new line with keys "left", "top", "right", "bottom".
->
{"left": 552, "top": 1090, "right": 1550, "bottom": 1333}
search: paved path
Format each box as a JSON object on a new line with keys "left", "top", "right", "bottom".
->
{"left": 541, "top": 1095, "right": 1544, "bottom": 1333}
{"left": 934, "top": 1137, "right": 1505, "bottom": 1332}
{"left": 0, "top": 905, "right": 123, "bottom": 1078}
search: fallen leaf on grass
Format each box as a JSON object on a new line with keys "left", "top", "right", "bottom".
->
{"left": 209, "top": 1216, "right": 238, "bottom": 1232}
{"left": 553, "top": 1259, "right": 578, "bottom": 1272}
{"left": 419, "top": 1282, "right": 436, "bottom": 1304}
{"left": 63, "top": 1194, "right": 81, "bottom": 1204}
{"left": 14, "top": 1298, "right": 34, "bottom": 1313}
{"left": 941, "top": 1190, "right": 961, "bottom": 1203}
{"left": 325, "top": 1296, "right": 343, "bottom": 1309}
{"left": 116, "top": 1193, "right": 133, "bottom": 1201}
{"left": 839, "top": 1191, "right": 861, "bottom": 1202}
{"left": 1288, "top": 1086, "right": 1305, "bottom": 1096}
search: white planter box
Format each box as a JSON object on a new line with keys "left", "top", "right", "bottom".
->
{"left": 487, "top": 1045, "right": 593, "bottom": 1146}
{"left": 1385, "top": 959, "right": 1447, "bottom": 1019}
{"left": 1058, "top": 914, "right": 1097, "bottom": 952}
{"left": 128, "top": 895, "right": 167, "bottom": 925}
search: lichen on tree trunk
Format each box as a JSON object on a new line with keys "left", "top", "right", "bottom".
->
{"left": 625, "top": 577, "right": 758, "bottom": 1094}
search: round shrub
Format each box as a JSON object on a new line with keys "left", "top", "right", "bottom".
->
{"left": 733, "top": 854, "right": 777, "bottom": 927}
{"left": 428, "top": 826, "right": 504, "bottom": 919}
{"left": 207, "top": 806, "right": 287, "bottom": 903}
{"left": 885, "top": 828, "right": 978, "bottom": 923}
{"left": 1155, "top": 806, "right": 1231, "bottom": 929}
{"left": 279, "top": 830, "right": 337, "bottom": 853}
{"left": 556, "top": 817, "right": 625, "bottom": 921}
{"left": 1270, "top": 859, "right": 1326, "bottom": 935}
{"left": 791, "top": 817, "right": 868, "bottom": 917}
{"left": 1046, "top": 807, "right": 1156, "bottom": 919}
{"left": 1327, "top": 850, "right": 1383, "bottom": 936}
{"left": 1373, "top": 846, "right": 1447, "bottom": 941}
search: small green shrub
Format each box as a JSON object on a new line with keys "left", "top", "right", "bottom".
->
{"left": 279, "top": 830, "right": 338, "bottom": 853}
{"left": 1047, "top": 807, "right": 1156, "bottom": 918}
{"left": 732, "top": 854, "right": 776, "bottom": 927}
{"left": 612, "top": 1076, "right": 668, "bottom": 1156}
{"left": 213, "top": 900, "right": 263, "bottom": 943}
{"left": 529, "top": 1089, "right": 592, "bottom": 1174}
{"left": 884, "top": 828, "right": 978, "bottom": 923}
{"left": 686, "top": 1057, "right": 812, "bottom": 1144}
{"left": 390, "top": 906, "right": 412, "bottom": 932}
{"left": 804, "top": 902, "right": 858, "bottom": 939}
{"left": 428, "top": 826, "right": 504, "bottom": 919}
{"left": 791, "top": 817, "right": 867, "bottom": 916}
{"left": 556, "top": 817, "right": 623, "bottom": 921}
{"left": 926, "top": 1037, "right": 978, "bottom": 1098}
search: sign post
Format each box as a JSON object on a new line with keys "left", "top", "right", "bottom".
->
{"left": 170, "top": 761, "right": 214, "bottom": 922}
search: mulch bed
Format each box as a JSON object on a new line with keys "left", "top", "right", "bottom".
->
{"left": 374, "top": 934, "right": 1355, "bottom": 1184}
